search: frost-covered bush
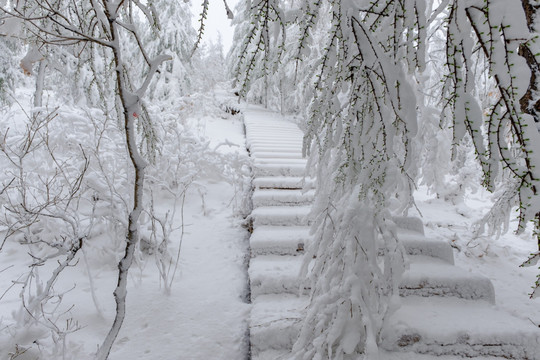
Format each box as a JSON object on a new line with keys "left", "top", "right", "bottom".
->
{"left": 0, "top": 104, "right": 111, "bottom": 359}
{"left": 0, "top": 1, "right": 250, "bottom": 357}
{"left": 0, "top": 37, "right": 21, "bottom": 105}
{"left": 0, "top": 53, "right": 250, "bottom": 360}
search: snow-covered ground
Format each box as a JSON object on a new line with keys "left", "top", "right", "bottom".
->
{"left": 1, "top": 88, "right": 539, "bottom": 359}
{"left": 106, "top": 180, "right": 250, "bottom": 360}
{"left": 413, "top": 189, "right": 540, "bottom": 327}
{"left": 0, "top": 90, "right": 252, "bottom": 359}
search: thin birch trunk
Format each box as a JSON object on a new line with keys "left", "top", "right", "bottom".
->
{"left": 96, "top": 13, "right": 147, "bottom": 360}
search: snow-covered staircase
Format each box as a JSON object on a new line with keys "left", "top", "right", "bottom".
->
{"left": 381, "top": 224, "right": 539, "bottom": 358}
{"left": 244, "top": 114, "right": 540, "bottom": 359}
{"left": 245, "top": 116, "right": 312, "bottom": 360}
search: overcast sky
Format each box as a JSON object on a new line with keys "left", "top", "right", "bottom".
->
{"left": 191, "top": 0, "right": 239, "bottom": 53}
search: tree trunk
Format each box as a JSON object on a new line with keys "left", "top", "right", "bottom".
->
{"left": 96, "top": 16, "right": 147, "bottom": 360}
{"left": 33, "top": 60, "right": 46, "bottom": 109}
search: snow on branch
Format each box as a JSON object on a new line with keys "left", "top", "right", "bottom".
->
{"left": 443, "top": 0, "right": 540, "bottom": 233}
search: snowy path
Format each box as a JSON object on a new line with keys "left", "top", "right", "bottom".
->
{"left": 244, "top": 113, "right": 313, "bottom": 360}
{"left": 243, "top": 111, "right": 540, "bottom": 359}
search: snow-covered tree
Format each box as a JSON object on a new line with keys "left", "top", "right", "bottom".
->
{"left": 0, "top": 1, "right": 173, "bottom": 358}
{"left": 194, "top": 35, "right": 228, "bottom": 92}
{"left": 144, "top": 0, "right": 196, "bottom": 102}
{"left": 230, "top": 0, "right": 540, "bottom": 357}
{"left": 291, "top": 1, "right": 426, "bottom": 358}
{"left": 228, "top": 0, "right": 287, "bottom": 108}
{"left": 0, "top": 36, "right": 18, "bottom": 105}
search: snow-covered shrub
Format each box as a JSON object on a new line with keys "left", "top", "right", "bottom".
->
{"left": 0, "top": 37, "right": 19, "bottom": 105}
{"left": 0, "top": 104, "right": 100, "bottom": 359}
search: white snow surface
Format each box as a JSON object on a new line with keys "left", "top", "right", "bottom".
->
{"left": 1, "top": 94, "right": 540, "bottom": 359}
{"left": 105, "top": 114, "right": 250, "bottom": 359}
{"left": 412, "top": 188, "right": 540, "bottom": 328}
{"left": 106, "top": 181, "right": 250, "bottom": 360}
{"left": 0, "top": 100, "right": 250, "bottom": 360}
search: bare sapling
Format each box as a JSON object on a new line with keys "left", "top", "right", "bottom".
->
{"left": 0, "top": 1, "right": 172, "bottom": 358}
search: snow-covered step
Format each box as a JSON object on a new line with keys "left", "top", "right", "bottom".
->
{"left": 248, "top": 139, "right": 301, "bottom": 145}
{"left": 254, "top": 158, "right": 307, "bottom": 165}
{"left": 249, "top": 253, "right": 493, "bottom": 302}
{"left": 250, "top": 150, "right": 304, "bottom": 159}
{"left": 251, "top": 151, "right": 303, "bottom": 158}
{"left": 246, "top": 124, "right": 300, "bottom": 130}
{"left": 250, "top": 225, "right": 311, "bottom": 256}
{"left": 250, "top": 151, "right": 305, "bottom": 159}
{"left": 397, "top": 229, "right": 455, "bottom": 264}
{"left": 394, "top": 216, "right": 425, "bottom": 235}
{"left": 249, "top": 139, "right": 302, "bottom": 145}
{"left": 252, "top": 189, "right": 315, "bottom": 207}
{"left": 401, "top": 256, "right": 495, "bottom": 302}
{"left": 249, "top": 255, "right": 307, "bottom": 298}
{"left": 252, "top": 349, "right": 290, "bottom": 360}
{"left": 251, "top": 206, "right": 311, "bottom": 227}
{"left": 248, "top": 133, "right": 301, "bottom": 139}
{"left": 253, "top": 176, "right": 315, "bottom": 190}
{"left": 246, "top": 126, "right": 301, "bottom": 132}
{"left": 250, "top": 147, "right": 302, "bottom": 153}
{"left": 246, "top": 121, "right": 299, "bottom": 127}
{"left": 248, "top": 128, "right": 301, "bottom": 133}
{"left": 248, "top": 128, "right": 300, "bottom": 132}
{"left": 248, "top": 141, "right": 302, "bottom": 148}
{"left": 247, "top": 136, "right": 302, "bottom": 142}
{"left": 250, "top": 294, "right": 308, "bottom": 354}
{"left": 253, "top": 163, "right": 307, "bottom": 177}
{"left": 249, "top": 145, "right": 303, "bottom": 153}
{"left": 380, "top": 296, "right": 540, "bottom": 359}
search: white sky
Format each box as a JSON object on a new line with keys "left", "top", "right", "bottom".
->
{"left": 191, "top": 0, "right": 240, "bottom": 53}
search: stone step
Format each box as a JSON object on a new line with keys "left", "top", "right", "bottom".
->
{"left": 400, "top": 256, "right": 495, "bottom": 303}
{"left": 247, "top": 128, "right": 301, "bottom": 133}
{"left": 396, "top": 229, "right": 455, "bottom": 264}
{"left": 252, "top": 349, "right": 290, "bottom": 360}
{"left": 250, "top": 145, "right": 303, "bottom": 153}
{"left": 245, "top": 123, "right": 299, "bottom": 130}
{"left": 251, "top": 152, "right": 304, "bottom": 159}
{"left": 251, "top": 206, "right": 311, "bottom": 227}
{"left": 249, "top": 255, "right": 307, "bottom": 298}
{"left": 249, "top": 139, "right": 300, "bottom": 144}
{"left": 250, "top": 225, "right": 311, "bottom": 256}
{"left": 248, "top": 135, "right": 301, "bottom": 140}
{"left": 248, "top": 126, "right": 300, "bottom": 132}
{"left": 252, "top": 189, "right": 315, "bottom": 207}
{"left": 251, "top": 147, "right": 302, "bottom": 154}
{"left": 249, "top": 253, "right": 493, "bottom": 302}
{"left": 250, "top": 151, "right": 305, "bottom": 159}
{"left": 379, "top": 349, "right": 524, "bottom": 359}
{"left": 250, "top": 294, "right": 307, "bottom": 354}
{"left": 247, "top": 137, "right": 302, "bottom": 143}
{"left": 380, "top": 296, "right": 540, "bottom": 359}
{"left": 251, "top": 295, "right": 540, "bottom": 358}
{"left": 253, "top": 177, "right": 315, "bottom": 190}
{"left": 248, "top": 142, "right": 302, "bottom": 149}
{"left": 253, "top": 163, "right": 307, "bottom": 177}
{"left": 254, "top": 158, "right": 307, "bottom": 165}
{"left": 393, "top": 216, "right": 425, "bottom": 235}
{"left": 247, "top": 125, "right": 301, "bottom": 130}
